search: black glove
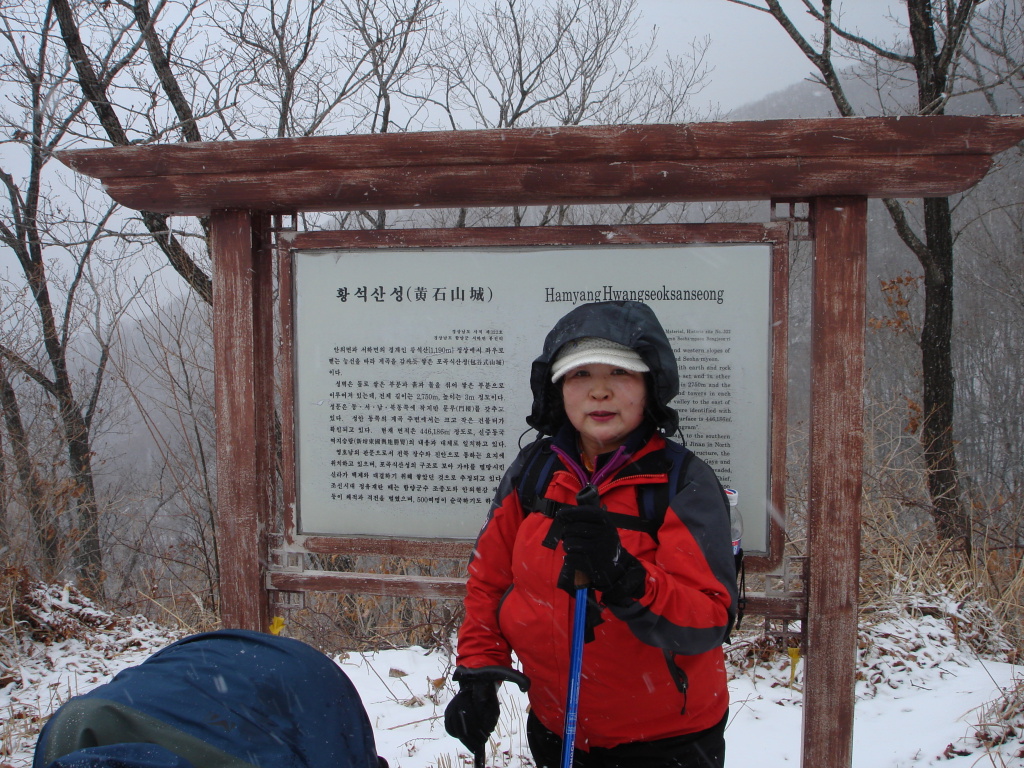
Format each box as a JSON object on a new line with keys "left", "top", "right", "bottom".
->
{"left": 558, "top": 505, "right": 646, "bottom": 603}
{"left": 442, "top": 667, "right": 501, "bottom": 753}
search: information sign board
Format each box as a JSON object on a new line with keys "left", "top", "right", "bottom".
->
{"left": 293, "top": 243, "right": 775, "bottom": 553}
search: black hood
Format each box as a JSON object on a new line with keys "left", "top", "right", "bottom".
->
{"left": 526, "top": 301, "right": 680, "bottom": 436}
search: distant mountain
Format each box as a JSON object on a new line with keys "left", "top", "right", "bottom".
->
{"left": 725, "top": 64, "right": 994, "bottom": 120}
{"left": 727, "top": 77, "right": 835, "bottom": 120}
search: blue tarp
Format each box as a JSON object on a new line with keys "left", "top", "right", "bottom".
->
{"left": 34, "top": 629, "right": 382, "bottom": 768}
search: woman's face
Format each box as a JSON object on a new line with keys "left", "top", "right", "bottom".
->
{"left": 561, "top": 363, "right": 647, "bottom": 458}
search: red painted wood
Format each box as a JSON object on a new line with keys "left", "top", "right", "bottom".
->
{"left": 96, "top": 155, "right": 991, "bottom": 216}
{"left": 212, "top": 209, "right": 271, "bottom": 632}
{"left": 766, "top": 226, "right": 790, "bottom": 572}
{"left": 285, "top": 222, "right": 789, "bottom": 250}
{"left": 269, "top": 570, "right": 469, "bottom": 599}
{"left": 802, "top": 197, "right": 868, "bottom": 768}
{"left": 253, "top": 214, "right": 276, "bottom": 622}
{"left": 744, "top": 594, "right": 806, "bottom": 621}
{"left": 300, "top": 536, "right": 475, "bottom": 559}
{"left": 58, "top": 116, "right": 1024, "bottom": 179}
{"left": 278, "top": 243, "right": 297, "bottom": 545}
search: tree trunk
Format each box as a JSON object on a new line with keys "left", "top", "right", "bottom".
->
{"left": 905, "top": 0, "right": 972, "bottom": 550}
{"left": 0, "top": 363, "right": 62, "bottom": 576}
{"left": 747, "top": 0, "right": 975, "bottom": 547}
{"left": 64, "top": 410, "right": 103, "bottom": 590}
{"left": 920, "top": 196, "right": 969, "bottom": 548}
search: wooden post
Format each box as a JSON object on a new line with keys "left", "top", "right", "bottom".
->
{"left": 212, "top": 209, "right": 272, "bottom": 631}
{"left": 802, "top": 197, "right": 868, "bottom": 768}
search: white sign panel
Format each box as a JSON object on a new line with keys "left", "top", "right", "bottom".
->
{"left": 293, "top": 244, "right": 773, "bottom": 552}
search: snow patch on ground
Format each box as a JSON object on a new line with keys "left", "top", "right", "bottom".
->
{"left": 2, "top": 582, "right": 1021, "bottom": 767}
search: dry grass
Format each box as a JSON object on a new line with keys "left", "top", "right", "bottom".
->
{"left": 857, "top": 467, "right": 1024, "bottom": 663}
{"left": 275, "top": 554, "right": 466, "bottom": 653}
{"left": 781, "top": 417, "right": 1024, "bottom": 761}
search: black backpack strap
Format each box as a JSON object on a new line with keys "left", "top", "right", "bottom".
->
{"left": 634, "top": 442, "right": 693, "bottom": 542}
{"left": 516, "top": 441, "right": 577, "bottom": 549}
{"left": 520, "top": 438, "right": 694, "bottom": 545}
{"left": 516, "top": 439, "right": 561, "bottom": 516}
{"left": 603, "top": 512, "right": 661, "bottom": 537}
{"left": 734, "top": 546, "right": 747, "bottom": 631}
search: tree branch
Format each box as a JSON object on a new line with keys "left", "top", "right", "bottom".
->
{"left": 52, "top": 0, "right": 214, "bottom": 304}
{"left": 132, "top": 0, "right": 202, "bottom": 142}
{"left": 0, "top": 344, "right": 58, "bottom": 399}
{"left": 799, "top": 0, "right": 914, "bottom": 63}
{"left": 762, "top": 0, "right": 856, "bottom": 115}
{"left": 881, "top": 198, "right": 930, "bottom": 265}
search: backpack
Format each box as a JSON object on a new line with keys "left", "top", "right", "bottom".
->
{"left": 34, "top": 630, "right": 382, "bottom": 768}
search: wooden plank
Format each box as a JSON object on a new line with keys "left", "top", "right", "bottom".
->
{"left": 300, "top": 535, "right": 475, "bottom": 559}
{"left": 802, "top": 197, "right": 868, "bottom": 768}
{"left": 252, "top": 213, "right": 275, "bottom": 622}
{"left": 57, "top": 116, "right": 1024, "bottom": 179}
{"left": 212, "top": 209, "right": 270, "bottom": 632}
{"left": 268, "top": 570, "right": 806, "bottom": 615}
{"left": 743, "top": 593, "right": 806, "bottom": 621}
{"left": 96, "top": 155, "right": 993, "bottom": 216}
{"left": 285, "top": 222, "right": 789, "bottom": 250}
{"left": 762, "top": 222, "right": 790, "bottom": 572}
{"left": 278, "top": 241, "right": 297, "bottom": 544}
{"left": 269, "top": 570, "right": 469, "bottom": 599}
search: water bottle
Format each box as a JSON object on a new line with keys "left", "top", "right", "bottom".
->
{"left": 725, "top": 488, "right": 742, "bottom": 556}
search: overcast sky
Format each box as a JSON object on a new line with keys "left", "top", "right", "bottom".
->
{"left": 637, "top": 1, "right": 907, "bottom": 112}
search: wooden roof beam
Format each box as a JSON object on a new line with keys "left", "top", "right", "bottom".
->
{"left": 56, "top": 116, "right": 1024, "bottom": 216}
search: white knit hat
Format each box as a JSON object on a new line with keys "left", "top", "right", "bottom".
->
{"left": 550, "top": 337, "right": 650, "bottom": 382}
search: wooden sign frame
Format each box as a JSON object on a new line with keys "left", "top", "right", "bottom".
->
{"left": 58, "top": 115, "right": 1024, "bottom": 768}
{"left": 272, "top": 222, "right": 790, "bottom": 601}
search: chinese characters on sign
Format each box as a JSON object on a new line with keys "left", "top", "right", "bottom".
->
{"left": 293, "top": 245, "right": 774, "bottom": 548}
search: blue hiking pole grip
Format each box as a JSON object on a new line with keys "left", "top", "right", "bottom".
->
{"left": 561, "top": 583, "right": 588, "bottom": 768}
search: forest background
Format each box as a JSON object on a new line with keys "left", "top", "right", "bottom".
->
{"left": 0, "top": 0, "right": 1022, "bottom": 661}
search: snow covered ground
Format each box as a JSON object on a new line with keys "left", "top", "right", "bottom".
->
{"left": 2, "top": 583, "right": 1022, "bottom": 768}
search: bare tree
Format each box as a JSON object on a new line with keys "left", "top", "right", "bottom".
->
{"left": 206, "top": 0, "right": 375, "bottom": 139}
{"left": 0, "top": 359, "right": 60, "bottom": 573}
{"left": 0, "top": 2, "right": 146, "bottom": 590}
{"left": 439, "top": 0, "right": 661, "bottom": 130}
{"left": 726, "top": 0, "right": 995, "bottom": 549}
{"left": 51, "top": 0, "right": 213, "bottom": 303}
{"left": 333, "top": 0, "right": 444, "bottom": 229}
{"left": 432, "top": 0, "right": 714, "bottom": 227}
{"left": 953, "top": 2, "right": 1024, "bottom": 519}
{"left": 22, "top": 0, "right": 448, "bottom": 600}
{"left": 961, "top": 0, "right": 1024, "bottom": 113}
{"left": 105, "top": 289, "right": 220, "bottom": 619}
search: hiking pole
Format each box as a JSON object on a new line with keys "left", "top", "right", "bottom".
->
{"left": 561, "top": 573, "right": 588, "bottom": 768}
{"left": 561, "top": 483, "right": 600, "bottom": 768}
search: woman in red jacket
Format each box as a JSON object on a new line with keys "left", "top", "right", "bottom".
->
{"left": 445, "top": 300, "right": 737, "bottom": 768}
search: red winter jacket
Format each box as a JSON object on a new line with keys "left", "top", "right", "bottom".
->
{"left": 456, "top": 428, "right": 736, "bottom": 750}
